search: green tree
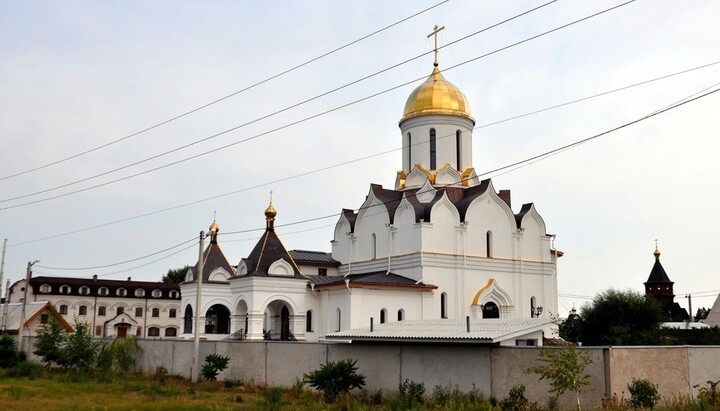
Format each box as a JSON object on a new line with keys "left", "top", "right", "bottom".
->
{"left": 61, "top": 320, "right": 101, "bottom": 371}
{"left": 0, "top": 334, "right": 21, "bottom": 368}
{"left": 559, "top": 312, "right": 583, "bottom": 344}
{"left": 578, "top": 288, "right": 664, "bottom": 346}
{"left": 695, "top": 307, "right": 710, "bottom": 321}
{"left": 526, "top": 347, "right": 593, "bottom": 411}
{"left": 96, "top": 337, "right": 142, "bottom": 374}
{"left": 303, "top": 359, "right": 366, "bottom": 402}
{"left": 162, "top": 265, "right": 189, "bottom": 283}
{"left": 33, "top": 315, "right": 68, "bottom": 367}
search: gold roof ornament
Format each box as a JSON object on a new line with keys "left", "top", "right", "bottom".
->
{"left": 209, "top": 211, "right": 219, "bottom": 243}
{"left": 400, "top": 25, "right": 474, "bottom": 124}
{"left": 265, "top": 191, "right": 277, "bottom": 230}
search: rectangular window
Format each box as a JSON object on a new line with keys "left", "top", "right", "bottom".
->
{"left": 40, "top": 314, "right": 48, "bottom": 324}
{"left": 318, "top": 268, "right": 327, "bottom": 276}
{"left": 95, "top": 325, "right": 102, "bottom": 336}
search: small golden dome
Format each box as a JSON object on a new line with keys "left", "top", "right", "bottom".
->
{"left": 400, "top": 66, "right": 474, "bottom": 124}
{"left": 209, "top": 220, "right": 219, "bottom": 232}
{"left": 654, "top": 246, "right": 661, "bottom": 260}
{"left": 265, "top": 202, "right": 277, "bottom": 220}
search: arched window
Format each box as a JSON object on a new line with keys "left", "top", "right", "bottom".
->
{"left": 79, "top": 305, "right": 87, "bottom": 316}
{"left": 371, "top": 233, "right": 377, "bottom": 260}
{"left": 135, "top": 307, "right": 143, "bottom": 317}
{"left": 98, "top": 306, "right": 106, "bottom": 316}
{"left": 407, "top": 132, "right": 412, "bottom": 168}
{"left": 152, "top": 289, "right": 162, "bottom": 298}
{"left": 169, "top": 309, "right": 177, "bottom": 318}
{"left": 306, "top": 310, "right": 313, "bottom": 332}
{"left": 169, "top": 290, "right": 179, "bottom": 299}
{"left": 483, "top": 302, "right": 500, "bottom": 319}
{"left": 486, "top": 231, "right": 493, "bottom": 258}
{"left": 60, "top": 285, "right": 70, "bottom": 295}
{"left": 147, "top": 327, "right": 160, "bottom": 337}
{"left": 441, "top": 292, "right": 448, "bottom": 319}
{"left": 530, "top": 296, "right": 536, "bottom": 318}
{"left": 40, "top": 284, "right": 51, "bottom": 293}
{"left": 336, "top": 308, "right": 342, "bottom": 332}
{"left": 116, "top": 307, "right": 125, "bottom": 316}
{"left": 456, "top": 130, "right": 462, "bottom": 169}
{"left": 380, "top": 309, "right": 387, "bottom": 324}
{"left": 59, "top": 304, "right": 68, "bottom": 315}
{"left": 397, "top": 309, "right": 404, "bottom": 321}
{"left": 183, "top": 305, "right": 193, "bottom": 334}
{"left": 135, "top": 288, "right": 145, "bottom": 297}
{"left": 99, "top": 287, "right": 108, "bottom": 296}
{"left": 117, "top": 288, "right": 127, "bottom": 297}
{"left": 152, "top": 308, "right": 160, "bottom": 318}
{"left": 80, "top": 286, "right": 90, "bottom": 295}
{"left": 165, "top": 328, "right": 177, "bottom": 337}
{"left": 429, "top": 128, "right": 437, "bottom": 169}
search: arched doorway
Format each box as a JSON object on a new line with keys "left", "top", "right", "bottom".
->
{"left": 483, "top": 302, "right": 500, "bottom": 319}
{"left": 205, "top": 304, "right": 230, "bottom": 334}
{"left": 183, "top": 305, "right": 193, "bottom": 334}
{"left": 264, "top": 300, "right": 296, "bottom": 341}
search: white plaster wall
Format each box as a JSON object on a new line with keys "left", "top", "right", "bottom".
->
{"left": 399, "top": 115, "right": 474, "bottom": 172}
{"left": 465, "top": 195, "right": 516, "bottom": 258}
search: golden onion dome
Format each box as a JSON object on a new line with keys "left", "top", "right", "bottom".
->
{"left": 265, "top": 202, "right": 277, "bottom": 220}
{"left": 400, "top": 66, "right": 474, "bottom": 124}
{"left": 209, "top": 219, "right": 219, "bottom": 232}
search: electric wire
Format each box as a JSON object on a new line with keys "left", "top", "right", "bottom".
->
{"left": 8, "top": 70, "right": 719, "bottom": 248}
{"left": 0, "top": 0, "right": 451, "bottom": 182}
{"left": 7, "top": 0, "right": 626, "bottom": 208}
{"left": 35, "top": 236, "right": 197, "bottom": 271}
{"left": 39, "top": 82, "right": 720, "bottom": 271}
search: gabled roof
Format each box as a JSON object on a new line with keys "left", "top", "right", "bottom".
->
{"left": 289, "top": 250, "right": 339, "bottom": 267}
{"left": 307, "top": 271, "right": 436, "bottom": 291}
{"left": 645, "top": 249, "right": 672, "bottom": 284}
{"left": 190, "top": 242, "right": 235, "bottom": 283}
{"left": 323, "top": 318, "right": 551, "bottom": 343}
{"left": 0, "top": 302, "right": 73, "bottom": 333}
{"left": 241, "top": 225, "right": 305, "bottom": 279}
{"left": 342, "top": 179, "right": 542, "bottom": 231}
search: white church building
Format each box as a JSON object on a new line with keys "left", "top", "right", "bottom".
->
{"left": 180, "top": 39, "right": 561, "bottom": 346}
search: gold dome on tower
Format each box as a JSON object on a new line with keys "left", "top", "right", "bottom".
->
{"left": 400, "top": 66, "right": 474, "bottom": 124}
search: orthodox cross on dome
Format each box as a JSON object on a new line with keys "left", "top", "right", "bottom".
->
{"left": 269, "top": 190, "right": 273, "bottom": 203}
{"left": 427, "top": 24, "right": 445, "bottom": 67}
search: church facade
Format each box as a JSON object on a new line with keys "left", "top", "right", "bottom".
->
{"left": 180, "top": 41, "right": 561, "bottom": 345}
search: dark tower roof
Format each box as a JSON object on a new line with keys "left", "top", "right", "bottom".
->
{"left": 239, "top": 202, "right": 306, "bottom": 279}
{"left": 645, "top": 247, "right": 672, "bottom": 284}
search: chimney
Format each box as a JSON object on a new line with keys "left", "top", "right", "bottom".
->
{"left": 127, "top": 277, "right": 131, "bottom": 282}
{"left": 499, "top": 190, "right": 512, "bottom": 208}
{"left": 93, "top": 274, "right": 98, "bottom": 282}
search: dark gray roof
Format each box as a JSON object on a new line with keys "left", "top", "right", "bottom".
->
{"left": 307, "top": 271, "right": 436, "bottom": 290}
{"left": 342, "top": 179, "right": 539, "bottom": 231}
{"left": 241, "top": 228, "right": 305, "bottom": 279}
{"left": 190, "top": 242, "right": 235, "bottom": 283}
{"left": 289, "top": 250, "right": 339, "bottom": 266}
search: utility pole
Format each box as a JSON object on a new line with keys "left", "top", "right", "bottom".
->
{"left": 0, "top": 239, "right": 7, "bottom": 300}
{"left": 1, "top": 280, "right": 9, "bottom": 333}
{"left": 686, "top": 294, "right": 693, "bottom": 326}
{"left": 17, "top": 260, "right": 39, "bottom": 353}
{"left": 191, "top": 230, "right": 205, "bottom": 383}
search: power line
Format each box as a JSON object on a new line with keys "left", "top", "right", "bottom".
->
{"left": 35, "top": 237, "right": 196, "bottom": 271}
{"left": 3, "top": 0, "right": 602, "bottom": 208}
{"left": 0, "top": 0, "right": 451, "bottom": 182}
{"left": 8, "top": 68, "right": 718, "bottom": 248}
{"left": 26, "top": 82, "right": 720, "bottom": 273}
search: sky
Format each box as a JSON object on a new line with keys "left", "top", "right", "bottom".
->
{"left": 1, "top": 0, "right": 719, "bottom": 317}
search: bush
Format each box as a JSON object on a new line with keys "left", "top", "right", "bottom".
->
{"left": 303, "top": 358, "right": 366, "bottom": 403}
{"left": 0, "top": 334, "right": 20, "bottom": 368}
{"left": 96, "top": 337, "right": 142, "bottom": 375}
{"left": 201, "top": 353, "right": 229, "bottom": 381}
{"left": 499, "top": 385, "right": 530, "bottom": 411}
{"left": 33, "top": 316, "right": 67, "bottom": 367}
{"left": 628, "top": 378, "right": 660, "bottom": 409}
{"left": 398, "top": 378, "right": 426, "bottom": 407}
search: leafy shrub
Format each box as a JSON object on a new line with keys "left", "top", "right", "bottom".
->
{"left": 628, "top": 378, "right": 660, "bottom": 409}
{"left": 263, "top": 387, "right": 283, "bottom": 411}
{"left": 303, "top": 358, "right": 366, "bottom": 403}
{"left": 97, "top": 336, "right": 142, "bottom": 374}
{"left": 201, "top": 353, "right": 229, "bottom": 381}
{"left": 432, "top": 383, "right": 453, "bottom": 406}
{"left": 398, "top": 378, "right": 426, "bottom": 407}
{"left": 500, "top": 385, "right": 530, "bottom": 411}
{"left": 223, "top": 378, "right": 244, "bottom": 389}
{"left": 6, "top": 361, "right": 44, "bottom": 379}
{"left": 33, "top": 316, "right": 67, "bottom": 367}
{"left": 0, "top": 334, "right": 20, "bottom": 368}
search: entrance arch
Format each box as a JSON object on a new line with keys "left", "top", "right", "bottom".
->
{"left": 264, "top": 299, "right": 297, "bottom": 341}
{"left": 204, "top": 304, "right": 230, "bottom": 334}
